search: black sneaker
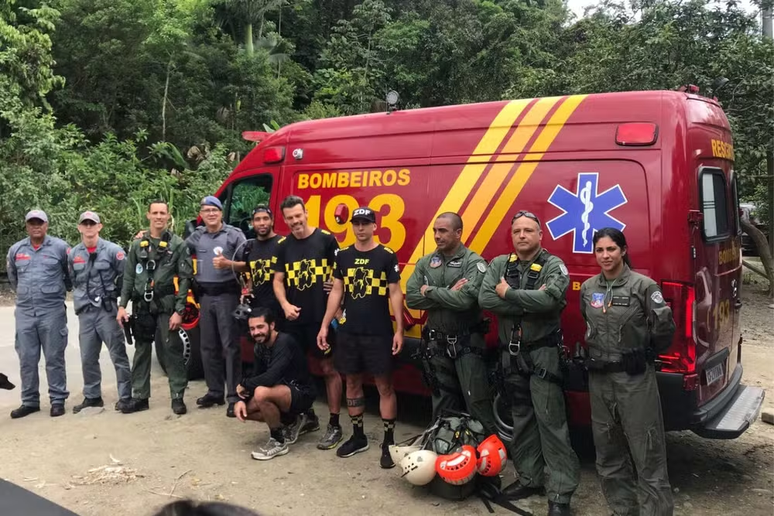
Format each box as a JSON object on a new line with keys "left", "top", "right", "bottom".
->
{"left": 301, "top": 413, "right": 320, "bottom": 435}
{"left": 171, "top": 399, "right": 187, "bottom": 415}
{"left": 336, "top": 434, "right": 369, "bottom": 458}
{"left": 380, "top": 443, "right": 395, "bottom": 469}
{"left": 196, "top": 394, "right": 225, "bottom": 408}
{"left": 10, "top": 405, "right": 40, "bottom": 419}
{"left": 50, "top": 404, "right": 65, "bottom": 417}
{"left": 121, "top": 398, "right": 149, "bottom": 414}
{"left": 73, "top": 397, "right": 104, "bottom": 414}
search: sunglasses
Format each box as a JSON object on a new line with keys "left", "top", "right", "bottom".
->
{"left": 511, "top": 210, "right": 541, "bottom": 226}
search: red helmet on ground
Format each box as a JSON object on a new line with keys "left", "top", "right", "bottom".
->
{"left": 435, "top": 445, "right": 477, "bottom": 485}
{"left": 476, "top": 435, "right": 508, "bottom": 477}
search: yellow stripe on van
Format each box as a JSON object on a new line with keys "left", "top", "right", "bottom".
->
{"left": 461, "top": 97, "right": 561, "bottom": 242}
{"left": 406, "top": 99, "right": 530, "bottom": 264}
{"left": 470, "top": 95, "right": 587, "bottom": 254}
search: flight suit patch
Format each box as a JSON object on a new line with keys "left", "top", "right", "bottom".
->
{"left": 430, "top": 256, "right": 442, "bottom": 268}
{"left": 651, "top": 291, "right": 664, "bottom": 304}
{"left": 611, "top": 296, "right": 630, "bottom": 307}
{"left": 447, "top": 259, "right": 462, "bottom": 268}
{"left": 590, "top": 292, "right": 605, "bottom": 308}
{"left": 136, "top": 264, "right": 144, "bottom": 274}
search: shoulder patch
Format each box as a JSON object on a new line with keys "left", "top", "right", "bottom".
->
{"left": 321, "top": 229, "right": 331, "bottom": 235}
{"left": 339, "top": 246, "right": 350, "bottom": 252}
{"left": 277, "top": 237, "right": 286, "bottom": 244}
{"left": 383, "top": 246, "right": 394, "bottom": 254}
{"left": 116, "top": 251, "right": 125, "bottom": 261}
{"left": 477, "top": 262, "right": 487, "bottom": 273}
{"left": 559, "top": 264, "right": 568, "bottom": 275}
{"left": 651, "top": 291, "right": 664, "bottom": 304}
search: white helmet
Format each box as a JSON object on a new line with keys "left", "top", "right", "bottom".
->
{"left": 400, "top": 450, "right": 438, "bottom": 486}
{"left": 389, "top": 444, "right": 421, "bottom": 466}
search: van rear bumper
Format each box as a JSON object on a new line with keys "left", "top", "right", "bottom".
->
{"left": 657, "top": 364, "right": 765, "bottom": 438}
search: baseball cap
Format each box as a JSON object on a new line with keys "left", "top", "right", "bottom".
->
{"left": 350, "top": 207, "right": 376, "bottom": 223}
{"left": 78, "top": 211, "right": 101, "bottom": 224}
{"left": 25, "top": 210, "right": 48, "bottom": 223}
{"left": 200, "top": 196, "right": 223, "bottom": 211}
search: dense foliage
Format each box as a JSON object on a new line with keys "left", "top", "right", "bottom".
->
{"left": 1, "top": 0, "right": 772, "bottom": 267}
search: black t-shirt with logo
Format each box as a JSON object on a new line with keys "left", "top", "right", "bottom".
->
{"left": 243, "top": 235, "right": 281, "bottom": 313}
{"left": 273, "top": 228, "right": 339, "bottom": 327}
{"left": 333, "top": 244, "right": 400, "bottom": 335}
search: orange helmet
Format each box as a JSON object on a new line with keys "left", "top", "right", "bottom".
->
{"left": 476, "top": 435, "right": 507, "bottom": 477}
{"left": 435, "top": 445, "right": 477, "bottom": 485}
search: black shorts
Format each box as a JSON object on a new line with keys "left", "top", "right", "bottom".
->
{"left": 282, "top": 323, "right": 336, "bottom": 360}
{"left": 334, "top": 332, "right": 393, "bottom": 376}
{"left": 283, "top": 381, "right": 316, "bottom": 417}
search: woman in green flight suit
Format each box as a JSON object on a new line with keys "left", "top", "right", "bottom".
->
{"left": 580, "top": 228, "right": 676, "bottom": 516}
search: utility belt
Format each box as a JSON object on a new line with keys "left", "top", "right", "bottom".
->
{"left": 497, "top": 328, "right": 564, "bottom": 387}
{"left": 585, "top": 347, "right": 655, "bottom": 376}
{"left": 75, "top": 294, "right": 118, "bottom": 316}
{"left": 197, "top": 281, "right": 240, "bottom": 297}
{"left": 421, "top": 327, "right": 483, "bottom": 360}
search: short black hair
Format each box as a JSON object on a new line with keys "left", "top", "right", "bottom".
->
{"left": 280, "top": 195, "right": 305, "bottom": 213}
{"left": 248, "top": 306, "right": 276, "bottom": 326}
{"left": 437, "top": 212, "right": 463, "bottom": 232}
{"left": 148, "top": 199, "right": 169, "bottom": 212}
{"left": 153, "top": 500, "right": 260, "bottom": 516}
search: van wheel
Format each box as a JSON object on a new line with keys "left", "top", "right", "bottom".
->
{"left": 154, "top": 326, "right": 204, "bottom": 381}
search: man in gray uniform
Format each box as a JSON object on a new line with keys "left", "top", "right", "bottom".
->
{"left": 68, "top": 211, "right": 132, "bottom": 413}
{"left": 6, "top": 209, "right": 72, "bottom": 418}
{"left": 186, "top": 196, "right": 247, "bottom": 417}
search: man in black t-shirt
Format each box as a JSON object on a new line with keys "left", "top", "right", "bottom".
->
{"left": 317, "top": 207, "right": 405, "bottom": 468}
{"left": 273, "top": 195, "right": 343, "bottom": 451}
{"left": 234, "top": 308, "right": 316, "bottom": 461}
{"left": 236, "top": 206, "right": 282, "bottom": 319}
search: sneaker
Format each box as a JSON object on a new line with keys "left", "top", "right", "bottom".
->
{"left": 10, "top": 405, "right": 40, "bottom": 419}
{"left": 250, "top": 438, "right": 289, "bottom": 461}
{"left": 73, "top": 397, "right": 104, "bottom": 414}
{"left": 120, "top": 398, "right": 149, "bottom": 414}
{"left": 171, "top": 399, "right": 187, "bottom": 415}
{"left": 282, "top": 414, "right": 309, "bottom": 445}
{"left": 300, "top": 414, "right": 320, "bottom": 435}
{"left": 380, "top": 443, "right": 395, "bottom": 469}
{"left": 316, "top": 424, "right": 344, "bottom": 450}
{"left": 336, "top": 435, "right": 369, "bottom": 458}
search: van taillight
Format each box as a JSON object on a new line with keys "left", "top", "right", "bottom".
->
{"left": 615, "top": 123, "right": 658, "bottom": 146}
{"left": 263, "top": 146, "right": 285, "bottom": 163}
{"left": 658, "top": 281, "right": 696, "bottom": 377}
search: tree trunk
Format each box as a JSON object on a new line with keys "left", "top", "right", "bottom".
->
{"left": 741, "top": 218, "right": 774, "bottom": 296}
{"left": 162, "top": 57, "right": 173, "bottom": 142}
{"left": 245, "top": 23, "right": 254, "bottom": 55}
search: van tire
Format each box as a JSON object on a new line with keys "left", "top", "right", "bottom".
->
{"left": 154, "top": 326, "right": 204, "bottom": 381}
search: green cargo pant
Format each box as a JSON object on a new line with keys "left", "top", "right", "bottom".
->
{"left": 506, "top": 345, "right": 579, "bottom": 504}
{"left": 590, "top": 366, "right": 673, "bottom": 516}
{"left": 131, "top": 312, "right": 187, "bottom": 400}
{"left": 429, "top": 336, "right": 496, "bottom": 435}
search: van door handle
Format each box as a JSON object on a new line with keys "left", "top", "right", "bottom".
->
{"left": 734, "top": 300, "right": 743, "bottom": 310}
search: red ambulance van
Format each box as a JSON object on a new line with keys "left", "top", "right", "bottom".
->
{"left": 189, "top": 90, "right": 764, "bottom": 439}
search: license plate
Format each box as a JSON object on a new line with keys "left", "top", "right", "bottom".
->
{"left": 705, "top": 362, "right": 725, "bottom": 386}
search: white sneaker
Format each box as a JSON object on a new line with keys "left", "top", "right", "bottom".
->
{"left": 250, "top": 438, "right": 289, "bottom": 461}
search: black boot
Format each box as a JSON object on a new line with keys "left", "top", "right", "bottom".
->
{"left": 226, "top": 402, "right": 236, "bottom": 418}
{"left": 10, "top": 405, "right": 40, "bottom": 419}
{"left": 196, "top": 394, "right": 225, "bottom": 408}
{"left": 502, "top": 481, "right": 546, "bottom": 500}
{"left": 50, "top": 404, "right": 65, "bottom": 417}
{"left": 172, "top": 398, "right": 187, "bottom": 415}
{"left": 121, "top": 398, "right": 149, "bottom": 414}
{"left": 547, "top": 501, "right": 571, "bottom": 516}
{"left": 73, "top": 397, "right": 104, "bottom": 414}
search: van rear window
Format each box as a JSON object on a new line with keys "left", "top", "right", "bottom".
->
{"left": 700, "top": 168, "right": 730, "bottom": 240}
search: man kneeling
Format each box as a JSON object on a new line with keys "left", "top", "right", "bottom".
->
{"left": 234, "top": 308, "right": 316, "bottom": 460}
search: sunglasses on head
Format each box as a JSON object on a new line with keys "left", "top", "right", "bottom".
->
{"left": 511, "top": 210, "right": 541, "bottom": 226}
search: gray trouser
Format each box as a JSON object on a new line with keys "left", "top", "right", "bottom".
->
{"left": 77, "top": 304, "right": 132, "bottom": 400}
{"left": 590, "top": 366, "right": 673, "bottom": 516}
{"left": 14, "top": 307, "right": 69, "bottom": 406}
{"left": 199, "top": 292, "right": 241, "bottom": 403}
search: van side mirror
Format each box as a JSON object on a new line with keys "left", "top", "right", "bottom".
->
{"left": 183, "top": 219, "right": 197, "bottom": 239}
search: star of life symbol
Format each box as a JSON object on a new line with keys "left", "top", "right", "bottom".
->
{"left": 546, "top": 173, "right": 627, "bottom": 253}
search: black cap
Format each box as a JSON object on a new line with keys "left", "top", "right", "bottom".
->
{"left": 350, "top": 207, "right": 376, "bottom": 223}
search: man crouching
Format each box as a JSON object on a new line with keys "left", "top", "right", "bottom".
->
{"left": 235, "top": 307, "right": 317, "bottom": 461}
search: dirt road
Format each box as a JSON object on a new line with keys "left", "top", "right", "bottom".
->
{"left": 0, "top": 287, "right": 772, "bottom": 516}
